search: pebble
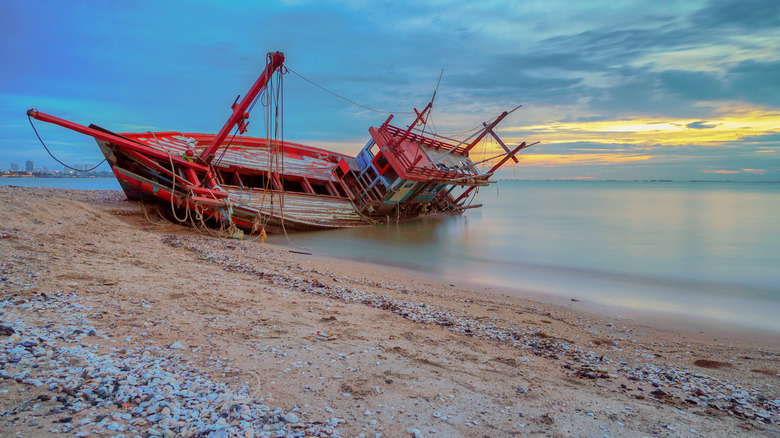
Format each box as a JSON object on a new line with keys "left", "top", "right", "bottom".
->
{"left": 0, "top": 291, "right": 342, "bottom": 437}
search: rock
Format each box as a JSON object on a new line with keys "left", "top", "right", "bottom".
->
{"left": 169, "top": 342, "right": 184, "bottom": 349}
{"left": 283, "top": 412, "right": 299, "bottom": 423}
{"left": 651, "top": 389, "right": 671, "bottom": 398}
{"left": 0, "top": 324, "right": 15, "bottom": 336}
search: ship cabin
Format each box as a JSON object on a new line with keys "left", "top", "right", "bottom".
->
{"left": 333, "top": 115, "right": 485, "bottom": 218}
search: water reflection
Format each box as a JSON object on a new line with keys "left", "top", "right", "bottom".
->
{"left": 269, "top": 181, "right": 780, "bottom": 332}
{"left": 274, "top": 215, "right": 463, "bottom": 272}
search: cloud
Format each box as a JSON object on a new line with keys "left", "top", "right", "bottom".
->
{"left": 700, "top": 168, "right": 767, "bottom": 175}
{"left": 692, "top": 0, "right": 780, "bottom": 29}
{"left": 686, "top": 121, "right": 718, "bottom": 129}
{"left": 727, "top": 60, "right": 780, "bottom": 106}
{"left": 447, "top": 71, "right": 581, "bottom": 99}
{"left": 739, "top": 131, "right": 780, "bottom": 143}
{"left": 658, "top": 70, "right": 728, "bottom": 101}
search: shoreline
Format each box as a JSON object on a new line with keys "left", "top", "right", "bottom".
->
{"left": 272, "top": 239, "right": 780, "bottom": 340}
{"left": 1, "top": 186, "right": 778, "bottom": 437}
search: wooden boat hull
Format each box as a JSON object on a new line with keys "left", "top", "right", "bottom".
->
{"left": 96, "top": 133, "right": 374, "bottom": 232}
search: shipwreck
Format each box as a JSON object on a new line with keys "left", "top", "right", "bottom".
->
{"left": 27, "top": 51, "right": 533, "bottom": 235}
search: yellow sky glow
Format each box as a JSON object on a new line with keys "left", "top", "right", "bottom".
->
{"left": 469, "top": 151, "right": 655, "bottom": 168}
{"left": 503, "top": 108, "right": 780, "bottom": 146}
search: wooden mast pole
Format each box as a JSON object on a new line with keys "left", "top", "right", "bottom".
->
{"left": 199, "top": 51, "right": 286, "bottom": 164}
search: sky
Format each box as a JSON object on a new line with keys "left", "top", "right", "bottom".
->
{"left": 1, "top": 0, "right": 779, "bottom": 181}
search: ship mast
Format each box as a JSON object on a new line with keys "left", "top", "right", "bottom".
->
{"left": 199, "top": 51, "right": 286, "bottom": 164}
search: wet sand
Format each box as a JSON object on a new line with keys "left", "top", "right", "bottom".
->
{"left": 1, "top": 186, "right": 778, "bottom": 437}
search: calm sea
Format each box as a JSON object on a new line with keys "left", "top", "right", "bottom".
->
{"left": 271, "top": 180, "right": 780, "bottom": 333}
{"left": 0, "top": 177, "right": 121, "bottom": 190}
{"left": 7, "top": 178, "right": 779, "bottom": 332}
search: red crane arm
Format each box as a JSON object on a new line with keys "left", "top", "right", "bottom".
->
{"left": 199, "top": 51, "right": 286, "bottom": 164}
{"left": 25, "top": 109, "right": 208, "bottom": 173}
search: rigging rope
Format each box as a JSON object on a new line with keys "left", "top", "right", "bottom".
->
{"left": 154, "top": 133, "right": 191, "bottom": 224}
{"left": 285, "top": 66, "right": 413, "bottom": 115}
{"left": 28, "top": 114, "right": 107, "bottom": 172}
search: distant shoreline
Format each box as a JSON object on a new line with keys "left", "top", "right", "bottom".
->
{"left": 0, "top": 173, "right": 114, "bottom": 179}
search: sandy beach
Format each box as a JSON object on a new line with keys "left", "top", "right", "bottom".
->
{"left": 1, "top": 186, "right": 778, "bottom": 437}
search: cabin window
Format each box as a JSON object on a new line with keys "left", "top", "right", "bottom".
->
{"left": 333, "top": 182, "right": 347, "bottom": 197}
{"left": 404, "top": 182, "right": 414, "bottom": 189}
{"left": 242, "top": 172, "right": 275, "bottom": 189}
{"left": 217, "top": 170, "right": 237, "bottom": 186}
{"left": 367, "top": 140, "right": 378, "bottom": 155}
{"left": 360, "top": 167, "right": 378, "bottom": 187}
{"left": 310, "top": 181, "right": 331, "bottom": 196}
{"left": 375, "top": 153, "right": 389, "bottom": 169}
{"left": 281, "top": 178, "right": 305, "bottom": 193}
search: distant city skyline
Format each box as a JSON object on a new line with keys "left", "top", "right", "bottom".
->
{"left": 4, "top": 159, "right": 98, "bottom": 173}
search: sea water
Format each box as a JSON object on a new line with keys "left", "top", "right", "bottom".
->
{"left": 0, "top": 177, "right": 121, "bottom": 190}
{"left": 271, "top": 181, "right": 780, "bottom": 332}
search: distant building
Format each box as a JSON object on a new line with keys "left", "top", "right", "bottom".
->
{"left": 25, "top": 160, "right": 33, "bottom": 172}
{"left": 75, "top": 164, "right": 84, "bottom": 171}
{"left": 10, "top": 163, "right": 19, "bottom": 171}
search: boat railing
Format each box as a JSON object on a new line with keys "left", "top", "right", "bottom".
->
{"left": 382, "top": 124, "right": 468, "bottom": 156}
{"left": 374, "top": 124, "right": 484, "bottom": 183}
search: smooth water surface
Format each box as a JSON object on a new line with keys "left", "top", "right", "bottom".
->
{"left": 271, "top": 181, "right": 780, "bottom": 332}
